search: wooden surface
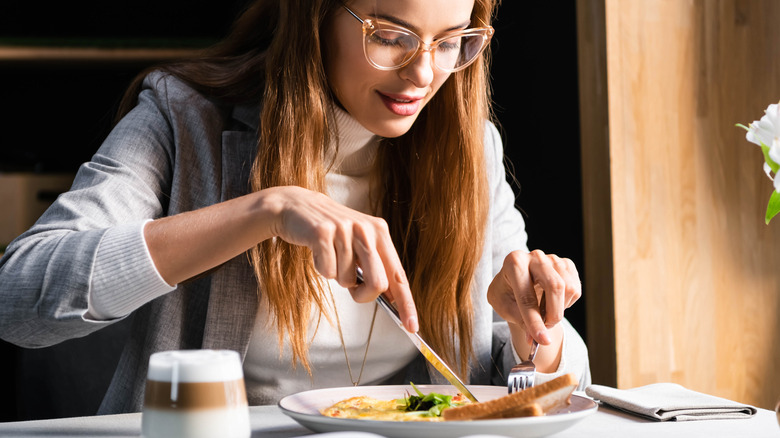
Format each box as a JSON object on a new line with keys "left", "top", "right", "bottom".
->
{"left": 578, "top": 0, "right": 780, "bottom": 409}
{"left": 575, "top": 0, "right": 616, "bottom": 389}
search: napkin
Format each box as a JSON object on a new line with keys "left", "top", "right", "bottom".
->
{"left": 585, "top": 383, "right": 757, "bottom": 421}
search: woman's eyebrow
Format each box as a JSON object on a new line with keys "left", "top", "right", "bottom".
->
{"left": 372, "top": 12, "right": 472, "bottom": 33}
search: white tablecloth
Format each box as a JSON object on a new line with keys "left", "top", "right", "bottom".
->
{"left": 0, "top": 403, "right": 776, "bottom": 438}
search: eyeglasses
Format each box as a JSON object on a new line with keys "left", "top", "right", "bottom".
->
{"left": 342, "top": 5, "right": 494, "bottom": 73}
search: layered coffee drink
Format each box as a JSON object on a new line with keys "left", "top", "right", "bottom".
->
{"left": 141, "top": 350, "right": 250, "bottom": 438}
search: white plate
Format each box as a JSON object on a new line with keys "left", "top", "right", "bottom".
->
{"left": 278, "top": 384, "right": 597, "bottom": 438}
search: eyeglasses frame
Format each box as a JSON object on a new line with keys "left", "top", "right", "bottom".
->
{"left": 341, "top": 5, "right": 495, "bottom": 73}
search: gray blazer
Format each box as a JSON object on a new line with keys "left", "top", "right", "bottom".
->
{"left": 0, "top": 72, "right": 589, "bottom": 414}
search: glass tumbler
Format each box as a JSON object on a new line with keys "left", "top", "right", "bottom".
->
{"left": 141, "top": 350, "right": 250, "bottom": 438}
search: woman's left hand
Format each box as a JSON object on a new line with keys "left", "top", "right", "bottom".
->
{"left": 487, "top": 249, "right": 581, "bottom": 368}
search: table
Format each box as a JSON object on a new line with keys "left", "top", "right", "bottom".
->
{"left": 0, "top": 403, "right": 776, "bottom": 437}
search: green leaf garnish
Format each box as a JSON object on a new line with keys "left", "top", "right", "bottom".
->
{"left": 401, "top": 382, "right": 456, "bottom": 417}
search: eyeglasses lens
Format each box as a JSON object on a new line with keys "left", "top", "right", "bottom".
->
{"left": 366, "top": 29, "right": 419, "bottom": 68}
{"left": 435, "top": 34, "right": 484, "bottom": 71}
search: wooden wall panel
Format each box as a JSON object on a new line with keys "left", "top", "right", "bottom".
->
{"left": 576, "top": 0, "right": 616, "bottom": 388}
{"left": 578, "top": 0, "right": 780, "bottom": 409}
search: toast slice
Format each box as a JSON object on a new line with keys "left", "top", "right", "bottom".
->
{"left": 478, "top": 402, "right": 543, "bottom": 419}
{"left": 441, "top": 373, "right": 578, "bottom": 421}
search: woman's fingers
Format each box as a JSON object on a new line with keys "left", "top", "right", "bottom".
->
{"left": 274, "top": 187, "right": 418, "bottom": 332}
{"left": 381, "top": 268, "right": 418, "bottom": 333}
{"left": 376, "top": 225, "right": 418, "bottom": 333}
{"left": 489, "top": 249, "right": 582, "bottom": 346}
{"left": 508, "top": 252, "right": 551, "bottom": 345}
{"left": 348, "top": 219, "right": 389, "bottom": 300}
{"left": 350, "top": 218, "right": 418, "bottom": 333}
{"left": 310, "top": 222, "right": 338, "bottom": 280}
{"left": 488, "top": 251, "right": 547, "bottom": 344}
{"left": 333, "top": 221, "right": 357, "bottom": 288}
{"left": 554, "top": 255, "right": 581, "bottom": 310}
{"left": 528, "top": 250, "right": 566, "bottom": 328}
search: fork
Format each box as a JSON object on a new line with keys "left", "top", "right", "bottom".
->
{"left": 507, "top": 291, "right": 546, "bottom": 393}
{"left": 507, "top": 339, "right": 539, "bottom": 393}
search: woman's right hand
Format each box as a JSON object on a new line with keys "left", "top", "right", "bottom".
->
{"left": 266, "top": 186, "right": 418, "bottom": 332}
{"left": 145, "top": 185, "right": 419, "bottom": 333}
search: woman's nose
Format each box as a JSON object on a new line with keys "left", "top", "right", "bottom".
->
{"left": 398, "top": 49, "right": 436, "bottom": 88}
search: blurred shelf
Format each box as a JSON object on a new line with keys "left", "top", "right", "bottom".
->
{"left": 0, "top": 46, "right": 202, "bottom": 64}
{"left": 0, "top": 38, "right": 214, "bottom": 66}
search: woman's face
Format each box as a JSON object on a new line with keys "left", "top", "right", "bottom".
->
{"left": 324, "top": 0, "right": 476, "bottom": 138}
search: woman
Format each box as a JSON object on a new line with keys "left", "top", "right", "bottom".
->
{"left": 0, "top": 0, "right": 590, "bottom": 413}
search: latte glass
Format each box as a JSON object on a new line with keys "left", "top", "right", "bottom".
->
{"left": 141, "top": 350, "right": 250, "bottom": 438}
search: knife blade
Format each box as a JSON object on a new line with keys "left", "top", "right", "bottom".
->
{"left": 355, "top": 268, "right": 479, "bottom": 402}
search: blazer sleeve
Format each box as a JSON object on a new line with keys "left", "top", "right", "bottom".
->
{"left": 0, "top": 73, "right": 180, "bottom": 348}
{"left": 483, "top": 121, "right": 529, "bottom": 270}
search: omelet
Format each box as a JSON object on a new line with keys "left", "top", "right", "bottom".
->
{"left": 320, "top": 393, "right": 469, "bottom": 422}
{"left": 321, "top": 396, "right": 435, "bottom": 422}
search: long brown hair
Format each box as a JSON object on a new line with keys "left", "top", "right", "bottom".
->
{"left": 118, "top": 0, "right": 496, "bottom": 378}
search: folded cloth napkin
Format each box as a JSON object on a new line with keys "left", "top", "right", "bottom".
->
{"left": 585, "top": 383, "right": 757, "bottom": 421}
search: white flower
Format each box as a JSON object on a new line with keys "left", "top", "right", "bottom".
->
{"left": 740, "top": 101, "right": 780, "bottom": 222}
{"left": 771, "top": 138, "right": 780, "bottom": 192}
{"left": 746, "top": 103, "right": 780, "bottom": 148}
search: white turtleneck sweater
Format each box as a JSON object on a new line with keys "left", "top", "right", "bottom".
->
{"left": 241, "top": 107, "right": 419, "bottom": 404}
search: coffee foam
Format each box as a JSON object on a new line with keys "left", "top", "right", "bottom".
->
{"left": 147, "top": 350, "right": 243, "bottom": 383}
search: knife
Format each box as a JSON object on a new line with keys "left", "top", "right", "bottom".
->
{"left": 355, "top": 267, "right": 479, "bottom": 403}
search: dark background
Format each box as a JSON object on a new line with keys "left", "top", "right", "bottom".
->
{"left": 0, "top": 0, "right": 583, "bottom": 422}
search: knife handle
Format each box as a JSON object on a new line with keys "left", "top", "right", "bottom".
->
{"left": 355, "top": 267, "right": 405, "bottom": 327}
{"left": 355, "top": 266, "right": 364, "bottom": 284}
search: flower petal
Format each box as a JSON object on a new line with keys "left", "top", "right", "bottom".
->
{"left": 746, "top": 130, "right": 763, "bottom": 146}
{"left": 770, "top": 139, "right": 780, "bottom": 165}
{"left": 767, "top": 103, "right": 780, "bottom": 125}
{"left": 765, "top": 162, "right": 774, "bottom": 180}
{"left": 754, "top": 119, "right": 777, "bottom": 145}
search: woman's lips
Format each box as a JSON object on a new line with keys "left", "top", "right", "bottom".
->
{"left": 377, "top": 91, "right": 423, "bottom": 116}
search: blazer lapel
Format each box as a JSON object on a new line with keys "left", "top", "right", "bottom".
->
{"left": 202, "top": 108, "right": 260, "bottom": 358}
